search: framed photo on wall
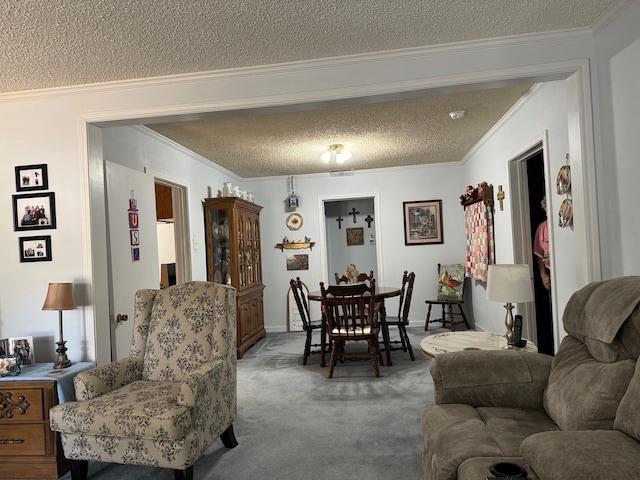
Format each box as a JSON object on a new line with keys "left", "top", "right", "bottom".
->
{"left": 19, "top": 235, "right": 52, "bottom": 262}
{"left": 403, "top": 199, "right": 444, "bottom": 245}
{"left": 346, "top": 227, "right": 364, "bottom": 246}
{"left": 286, "top": 254, "right": 309, "bottom": 271}
{"left": 15, "top": 164, "right": 49, "bottom": 192}
{"left": 12, "top": 192, "right": 56, "bottom": 231}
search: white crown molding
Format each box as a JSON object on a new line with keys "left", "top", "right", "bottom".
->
{"left": 590, "top": 0, "right": 634, "bottom": 36}
{"left": 460, "top": 83, "right": 548, "bottom": 164}
{"left": 1, "top": 27, "right": 597, "bottom": 102}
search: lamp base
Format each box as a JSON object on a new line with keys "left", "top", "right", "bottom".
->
{"left": 54, "top": 340, "right": 72, "bottom": 369}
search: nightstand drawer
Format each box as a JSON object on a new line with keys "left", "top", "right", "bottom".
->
{"left": 0, "top": 423, "right": 47, "bottom": 455}
{"left": 0, "top": 387, "right": 45, "bottom": 422}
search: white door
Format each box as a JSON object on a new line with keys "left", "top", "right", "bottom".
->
{"left": 106, "top": 161, "right": 160, "bottom": 360}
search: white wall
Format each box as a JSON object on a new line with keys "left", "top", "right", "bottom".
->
{"left": 1, "top": 4, "right": 638, "bottom": 363}
{"left": 101, "top": 126, "right": 246, "bottom": 283}
{"left": 461, "top": 81, "right": 574, "bottom": 338}
{"left": 593, "top": 0, "right": 640, "bottom": 277}
{"left": 247, "top": 163, "right": 468, "bottom": 330}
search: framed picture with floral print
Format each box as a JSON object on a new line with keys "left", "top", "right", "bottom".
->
{"left": 403, "top": 199, "right": 443, "bottom": 245}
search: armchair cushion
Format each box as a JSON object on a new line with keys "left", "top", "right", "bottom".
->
{"left": 543, "top": 336, "right": 635, "bottom": 430}
{"left": 521, "top": 430, "right": 640, "bottom": 480}
{"left": 430, "top": 350, "right": 552, "bottom": 408}
{"left": 51, "top": 380, "right": 191, "bottom": 439}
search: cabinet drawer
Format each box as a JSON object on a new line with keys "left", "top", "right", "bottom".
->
{"left": 0, "top": 423, "right": 47, "bottom": 455}
{"left": 0, "top": 388, "right": 45, "bottom": 422}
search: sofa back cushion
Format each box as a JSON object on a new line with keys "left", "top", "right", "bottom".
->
{"left": 614, "top": 359, "right": 640, "bottom": 441}
{"left": 544, "top": 336, "right": 635, "bottom": 430}
{"left": 562, "top": 276, "right": 640, "bottom": 362}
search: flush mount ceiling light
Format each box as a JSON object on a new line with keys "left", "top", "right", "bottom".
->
{"left": 321, "top": 144, "right": 352, "bottom": 164}
{"left": 449, "top": 110, "right": 465, "bottom": 120}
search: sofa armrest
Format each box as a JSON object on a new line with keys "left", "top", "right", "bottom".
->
{"left": 74, "top": 357, "right": 143, "bottom": 400}
{"left": 430, "top": 350, "right": 552, "bottom": 408}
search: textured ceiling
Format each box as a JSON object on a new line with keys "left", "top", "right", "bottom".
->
{"left": 1, "top": 1, "right": 620, "bottom": 177}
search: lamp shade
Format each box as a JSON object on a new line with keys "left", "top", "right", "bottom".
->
{"left": 486, "top": 264, "right": 533, "bottom": 303}
{"left": 42, "top": 283, "right": 77, "bottom": 311}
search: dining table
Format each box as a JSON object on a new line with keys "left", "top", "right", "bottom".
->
{"left": 307, "top": 286, "right": 403, "bottom": 366}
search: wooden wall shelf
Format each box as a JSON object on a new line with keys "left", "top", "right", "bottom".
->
{"left": 276, "top": 242, "right": 315, "bottom": 251}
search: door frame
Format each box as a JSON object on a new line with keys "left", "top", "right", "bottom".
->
{"left": 84, "top": 59, "right": 599, "bottom": 365}
{"left": 317, "top": 192, "right": 384, "bottom": 285}
{"left": 153, "top": 178, "right": 192, "bottom": 286}
{"left": 508, "top": 132, "right": 554, "bottom": 344}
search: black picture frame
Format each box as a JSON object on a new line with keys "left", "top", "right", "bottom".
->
{"left": 12, "top": 192, "right": 56, "bottom": 231}
{"left": 14, "top": 164, "right": 49, "bottom": 192}
{"left": 19, "top": 235, "right": 52, "bottom": 262}
{"left": 403, "top": 199, "right": 444, "bottom": 245}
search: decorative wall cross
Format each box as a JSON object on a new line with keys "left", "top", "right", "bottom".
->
{"left": 349, "top": 208, "right": 359, "bottom": 223}
{"left": 365, "top": 215, "right": 374, "bottom": 228}
{"left": 336, "top": 216, "right": 344, "bottom": 229}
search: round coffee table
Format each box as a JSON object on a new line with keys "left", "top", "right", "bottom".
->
{"left": 421, "top": 331, "right": 537, "bottom": 358}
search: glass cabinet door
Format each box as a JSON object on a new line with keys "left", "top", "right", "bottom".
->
{"left": 237, "top": 211, "right": 262, "bottom": 287}
{"left": 208, "top": 207, "right": 231, "bottom": 285}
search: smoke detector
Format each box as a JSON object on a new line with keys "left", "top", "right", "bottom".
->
{"left": 449, "top": 110, "right": 465, "bottom": 120}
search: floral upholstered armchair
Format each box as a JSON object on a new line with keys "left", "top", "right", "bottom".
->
{"left": 50, "top": 281, "right": 237, "bottom": 480}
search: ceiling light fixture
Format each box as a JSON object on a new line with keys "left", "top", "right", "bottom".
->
{"left": 449, "top": 110, "right": 465, "bottom": 120}
{"left": 321, "top": 144, "right": 352, "bottom": 164}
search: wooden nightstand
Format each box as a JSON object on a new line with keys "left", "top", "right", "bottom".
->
{"left": 0, "top": 362, "right": 95, "bottom": 480}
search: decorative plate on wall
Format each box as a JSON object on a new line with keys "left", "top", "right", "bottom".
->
{"left": 556, "top": 165, "right": 571, "bottom": 194}
{"left": 286, "top": 212, "right": 303, "bottom": 231}
{"left": 558, "top": 198, "right": 573, "bottom": 228}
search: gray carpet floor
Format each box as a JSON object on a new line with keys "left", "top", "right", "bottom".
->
{"left": 60, "top": 326, "right": 443, "bottom": 480}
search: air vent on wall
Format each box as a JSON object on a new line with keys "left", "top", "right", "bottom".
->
{"left": 330, "top": 169, "right": 355, "bottom": 177}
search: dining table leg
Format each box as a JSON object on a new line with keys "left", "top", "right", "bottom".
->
{"left": 380, "top": 299, "right": 393, "bottom": 366}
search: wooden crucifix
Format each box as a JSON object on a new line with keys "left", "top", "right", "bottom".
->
{"left": 365, "top": 215, "right": 374, "bottom": 228}
{"left": 336, "top": 216, "right": 344, "bottom": 229}
{"left": 349, "top": 208, "right": 359, "bottom": 223}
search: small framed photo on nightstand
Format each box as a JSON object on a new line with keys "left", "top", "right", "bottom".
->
{"left": 8, "top": 336, "right": 35, "bottom": 365}
{"left": 0, "top": 355, "right": 20, "bottom": 377}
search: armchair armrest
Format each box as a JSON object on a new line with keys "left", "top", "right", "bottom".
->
{"left": 74, "top": 357, "right": 143, "bottom": 400}
{"left": 178, "top": 359, "right": 224, "bottom": 407}
{"left": 430, "top": 350, "right": 552, "bottom": 408}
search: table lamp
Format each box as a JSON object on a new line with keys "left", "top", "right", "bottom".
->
{"left": 486, "top": 264, "right": 533, "bottom": 349}
{"left": 42, "top": 282, "right": 77, "bottom": 369}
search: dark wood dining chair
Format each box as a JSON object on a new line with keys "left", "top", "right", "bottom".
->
{"left": 424, "top": 263, "right": 470, "bottom": 331}
{"left": 383, "top": 271, "right": 416, "bottom": 360}
{"left": 320, "top": 278, "right": 382, "bottom": 378}
{"left": 290, "top": 277, "right": 326, "bottom": 366}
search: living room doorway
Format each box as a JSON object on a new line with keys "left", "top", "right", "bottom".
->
{"left": 508, "top": 135, "right": 555, "bottom": 355}
{"left": 318, "top": 193, "right": 383, "bottom": 286}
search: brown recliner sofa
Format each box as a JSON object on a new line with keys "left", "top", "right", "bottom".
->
{"left": 421, "top": 276, "right": 640, "bottom": 480}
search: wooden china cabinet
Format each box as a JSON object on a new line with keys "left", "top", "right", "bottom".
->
{"left": 203, "top": 197, "right": 266, "bottom": 358}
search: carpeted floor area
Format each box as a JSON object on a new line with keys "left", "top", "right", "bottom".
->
{"left": 59, "top": 326, "right": 443, "bottom": 480}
